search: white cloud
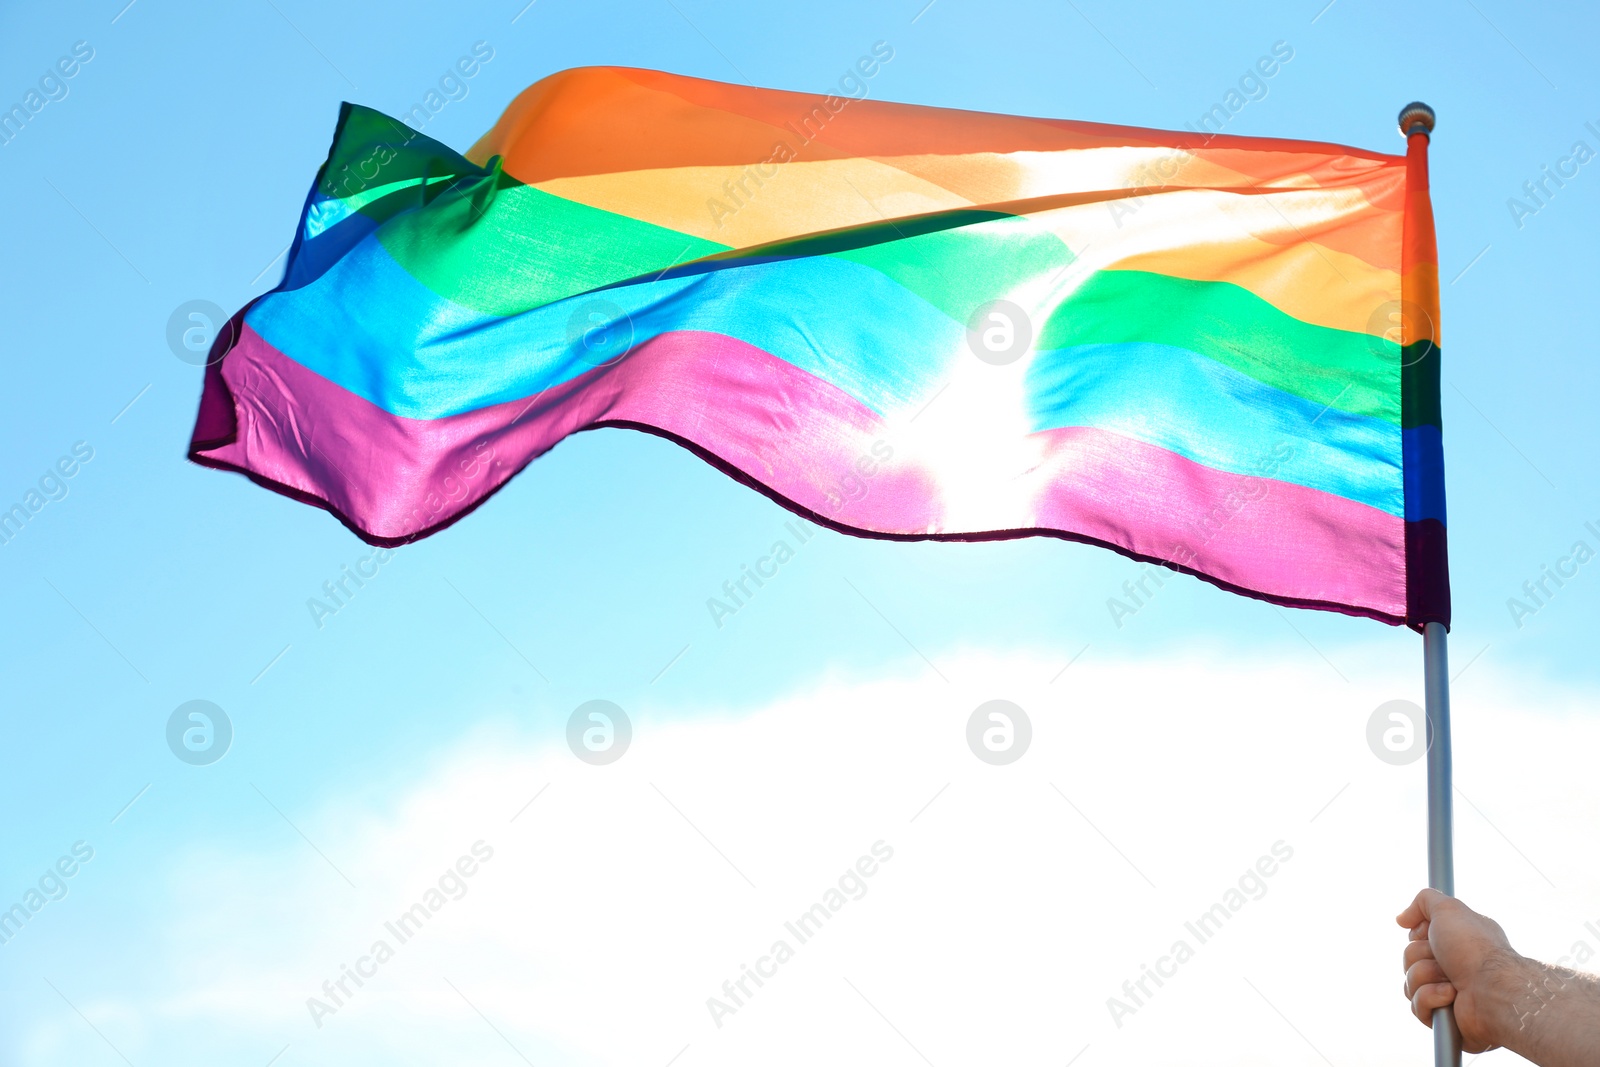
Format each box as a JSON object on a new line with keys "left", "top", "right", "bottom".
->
{"left": 25, "top": 648, "right": 1600, "bottom": 1066}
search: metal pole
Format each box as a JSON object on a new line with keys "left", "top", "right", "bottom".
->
{"left": 1397, "top": 98, "right": 1456, "bottom": 1067}
{"left": 1423, "top": 620, "right": 1461, "bottom": 1065}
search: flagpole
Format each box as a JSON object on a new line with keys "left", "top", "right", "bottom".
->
{"left": 1423, "top": 620, "right": 1460, "bottom": 1065}
{"left": 1397, "top": 98, "right": 1457, "bottom": 1067}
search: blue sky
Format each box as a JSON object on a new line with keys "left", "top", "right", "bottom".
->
{"left": 2, "top": 0, "right": 1597, "bottom": 1064}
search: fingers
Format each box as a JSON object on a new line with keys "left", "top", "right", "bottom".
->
{"left": 1404, "top": 938, "right": 1438, "bottom": 973}
{"left": 1406, "top": 957, "right": 1450, "bottom": 995}
{"left": 1410, "top": 980, "right": 1456, "bottom": 1024}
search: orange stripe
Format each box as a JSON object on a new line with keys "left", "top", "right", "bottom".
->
{"left": 473, "top": 67, "right": 1405, "bottom": 198}
{"left": 1402, "top": 132, "right": 1442, "bottom": 343}
{"left": 613, "top": 66, "right": 1401, "bottom": 165}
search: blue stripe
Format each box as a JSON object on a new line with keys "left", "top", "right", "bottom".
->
{"left": 1026, "top": 342, "right": 1408, "bottom": 517}
{"left": 247, "top": 233, "right": 965, "bottom": 421}
{"left": 1403, "top": 424, "right": 1446, "bottom": 524}
{"left": 282, "top": 200, "right": 379, "bottom": 292}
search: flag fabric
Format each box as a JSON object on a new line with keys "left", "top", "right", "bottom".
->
{"left": 189, "top": 65, "right": 1448, "bottom": 628}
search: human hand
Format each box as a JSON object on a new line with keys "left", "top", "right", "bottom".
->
{"left": 1396, "top": 888, "right": 1521, "bottom": 1054}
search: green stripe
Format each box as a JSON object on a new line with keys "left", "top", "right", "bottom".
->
{"left": 658, "top": 208, "right": 1078, "bottom": 326}
{"left": 1402, "top": 341, "right": 1441, "bottom": 429}
{"left": 830, "top": 213, "right": 1077, "bottom": 325}
{"left": 376, "top": 174, "right": 730, "bottom": 317}
{"left": 328, "top": 173, "right": 456, "bottom": 219}
{"left": 1037, "top": 270, "right": 1403, "bottom": 426}
{"left": 317, "top": 106, "right": 479, "bottom": 222}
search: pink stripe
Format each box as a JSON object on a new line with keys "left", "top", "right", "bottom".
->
{"left": 1028, "top": 426, "right": 1405, "bottom": 618}
{"left": 194, "top": 325, "right": 1404, "bottom": 620}
{"left": 195, "top": 324, "right": 942, "bottom": 541}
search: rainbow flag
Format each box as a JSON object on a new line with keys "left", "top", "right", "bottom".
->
{"left": 190, "top": 66, "right": 1448, "bottom": 628}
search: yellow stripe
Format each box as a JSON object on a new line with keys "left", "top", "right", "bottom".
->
{"left": 881, "top": 146, "right": 1339, "bottom": 205}
{"left": 535, "top": 158, "right": 972, "bottom": 250}
{"left": 540, "top": 159, "right": 1405, "bottom": 334}
{"left": 1016, "top": 186, "right": 1405, "bottom": 335}
{"left": 535, "top": 148, "right": 1398, "bottom": 238}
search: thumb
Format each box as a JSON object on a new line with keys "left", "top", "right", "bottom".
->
{"left": 1397, "top": 887, "right": 1447, "bottom": 930}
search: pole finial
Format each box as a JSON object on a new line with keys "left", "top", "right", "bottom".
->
{"left": 1398, "top": 101, "right": 1436, "bottom": 139}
